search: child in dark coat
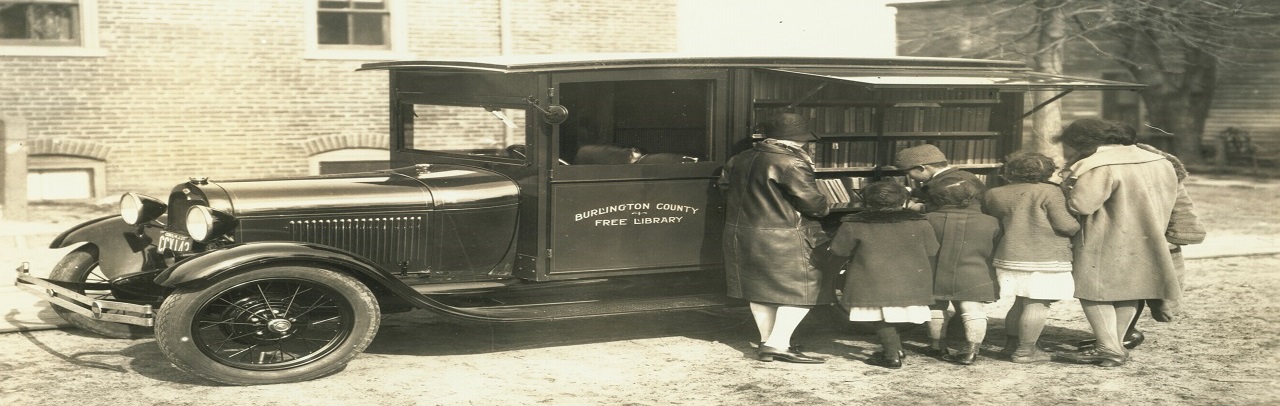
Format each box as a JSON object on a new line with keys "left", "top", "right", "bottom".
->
{"left": 924, "top": 177, "right": 1002, "bottom": 365}
{"left": 828, "top": 180, "right": 940, "bottom": 369}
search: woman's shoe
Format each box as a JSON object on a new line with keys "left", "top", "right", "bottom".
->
{"left": 751, "top": 341, "right": 805, "bottom": 352}
{"left": 757, "top": 345, "right": 825, "bottom": 364}
{"left": 1054, "top": 348, "right": 1126, "bottom": 367}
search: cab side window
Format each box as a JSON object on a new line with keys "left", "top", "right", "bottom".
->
{"left": 403, "top": 103, "right": 527, "bottom": 161}
{"left": 559, "top": 80, "right": 711, "bottom": 165}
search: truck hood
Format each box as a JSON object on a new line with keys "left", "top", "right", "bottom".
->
{"left": 194, "top": 164, "right": 518, "bottom": 217}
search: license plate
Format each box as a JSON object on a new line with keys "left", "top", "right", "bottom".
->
{"left": 157, "top": 231, "right": 193, "bottom": 253}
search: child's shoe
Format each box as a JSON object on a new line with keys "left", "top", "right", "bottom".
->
{"left": 924, "top": 340, "right": 949, "bottom": 358}
{"left": 1010, "top": 347, "right": 1052, "bottom": 364}
{"left": 943, "top": 342, "right": 980, "bottom": 365}
{"left": 865, "top": 351, "right": 904, "bottom": 369}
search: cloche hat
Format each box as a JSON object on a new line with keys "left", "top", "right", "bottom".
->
{"left": 759, "top": 112, "right": 818, "bottom": 142}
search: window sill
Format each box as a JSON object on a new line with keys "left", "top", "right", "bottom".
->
{"left": 304, "top": 49, "right": 415, "bottom": 61}
{"left": 0, "top": 46, "right": 108, "bottom": 57}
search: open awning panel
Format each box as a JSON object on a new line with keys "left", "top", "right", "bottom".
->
{"left": 768, "top": 68, "right": 1144, "bottom": 91}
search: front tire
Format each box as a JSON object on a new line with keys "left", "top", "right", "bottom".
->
{"left": 49, "top": 246, "right": 153, "bottom": 339}
{"left": 155, "top": 266, "right": 380, "bottom": 385}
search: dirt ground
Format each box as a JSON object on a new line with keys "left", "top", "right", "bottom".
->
{"left": 0, "top": 254, "right": 1276, "bottom": 405}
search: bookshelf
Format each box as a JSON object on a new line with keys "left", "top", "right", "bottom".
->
{"left": 751, "top": 70, "right": 1019, "bottom": 213}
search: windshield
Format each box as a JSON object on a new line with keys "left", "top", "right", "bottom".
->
{"left": 401, "top": 102, "right": 528, "bottom": 159}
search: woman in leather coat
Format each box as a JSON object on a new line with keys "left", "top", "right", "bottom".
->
{"left": 720, "top": 112, "right": 831, "bottom": 364}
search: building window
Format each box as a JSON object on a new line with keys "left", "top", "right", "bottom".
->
{"left": 0, "top": 1, "right": 76, "bottom": 45}
{"left": 27, "top": 155, "right": 105, "bottom": 201}
{"left": 305, "top": 0, "right": 409, "bottom": 60}
{"left": 28, "top": 168, "right": 92, "bottom": 201}
{"left": 0, "top": 0, "right": 102, "bottom": 56}
{"left": 318, "top": 0, "right": 387, "bottom": 47}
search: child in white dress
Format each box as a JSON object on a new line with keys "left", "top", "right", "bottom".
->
{"left": 982, "top": 153, "right": 1080, "bottom": 363}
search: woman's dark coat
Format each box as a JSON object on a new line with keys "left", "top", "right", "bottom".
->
{"left": 719, "top": 140, "right": 831, "bottom": 305}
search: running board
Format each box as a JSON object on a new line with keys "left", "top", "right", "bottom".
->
{"left": 421, "top": 293, "right": 735, "bottom": 322}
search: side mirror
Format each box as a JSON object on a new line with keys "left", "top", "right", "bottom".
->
{"left": 541, "top": 105, "right": 569, "bottom": 125}
{"left": 523, "top": 96, "right": 568, "bottom": 124}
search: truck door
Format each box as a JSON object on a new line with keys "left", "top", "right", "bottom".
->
{"left": 543, "top": 69, "right": 730, "bottom": 279}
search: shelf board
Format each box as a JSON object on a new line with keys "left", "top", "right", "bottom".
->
{"left": 815, "top": 166, "right": 878, "bottom": 172}
{"left": 815, "top": 163, "right": 1000, "bottom": 173}
{"left": 816, "top": 131, "right": 1000, "bottom": 140}
{"left": 951, "top": 163, "right": 1003, "bottom": 169}
{"left": 753, "top": 99, "right": 1000, "bottom": 107}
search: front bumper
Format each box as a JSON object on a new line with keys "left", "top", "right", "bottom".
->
{"left": 13, "top": 263, "right": 155, "bottom": 327}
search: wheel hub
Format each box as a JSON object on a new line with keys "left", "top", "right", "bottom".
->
{"left": 267, "top": 318, "right": 293, "bottom": 334}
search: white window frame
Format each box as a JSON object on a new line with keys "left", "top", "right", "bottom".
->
{"left": 304, "top": 0, "right": 411, "bottom": 61}
{"left": 0, "top": 0, "right": 105, "bottom": 57}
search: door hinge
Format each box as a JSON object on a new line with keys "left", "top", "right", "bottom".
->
{"left": 546, "top": 248, "right": 552, "bottom": 259}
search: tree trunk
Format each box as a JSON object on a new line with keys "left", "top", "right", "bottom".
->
{"left": 1031, "top": 0, "right": 1066, "bottom": 165}
{"left": 1181, "top": 45, "right": 1217, "bottom": 165}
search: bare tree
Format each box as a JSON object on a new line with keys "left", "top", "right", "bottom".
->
{"left": 1031, "top": 0, "right": 1067, "bottom": 164}
{"left": 897, "top": 0, "right": 1280, "bottom": 164}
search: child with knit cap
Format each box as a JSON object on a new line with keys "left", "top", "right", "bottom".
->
{"left": 827, "top": 180, "right": 940, "bottom": 369}
{"left": 895, "top": 144, "right": 987, "bottom": 213}
{"left": 923, "top": 177, "right": 1002, "bottom": 365}
{"left": 896, "top": 143, "right": 990, "bottom": 352}
{"left": 983, "top": 152, "right": 1080, "bottom": 363}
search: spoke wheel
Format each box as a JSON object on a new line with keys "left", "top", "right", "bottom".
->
{"left": 156, "top": 266, "right": 379, "bottom": 385}
{"left": 49, "top": 246, "right": 153, "bottom": 339}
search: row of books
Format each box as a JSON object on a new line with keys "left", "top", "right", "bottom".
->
{"left": 882, "top": 106, "right": 992, "bottom": 133}
{"left": 757, "top": 105, "right": 993, "bottom": 135}
{"left": 816, "top": 178, "right": 863, "bottom": 205}
{"left": 803, "top": 107, "right": 876, "bottom": 134}
{"left": 894, "top": 139, "right": 1003, "bottom": 166}
{"left": 808, "top": 141, "right": 878, "bottom": 168}
{"left": 807, "top": 139, "right": 1003, "bottom": 168}
{"left": 880, "top": 88, "right": 1001, "bottom": 102}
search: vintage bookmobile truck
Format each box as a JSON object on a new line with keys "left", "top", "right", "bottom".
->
{"left": 14, "top": 54, "right": 1139, "bottom": 385}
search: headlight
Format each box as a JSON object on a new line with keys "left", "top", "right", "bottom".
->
{"left": 185, "top": 206, "right": 237, "bottom": 242}
{"left": 120, "top": 193, "right": 166, "bottom": 225}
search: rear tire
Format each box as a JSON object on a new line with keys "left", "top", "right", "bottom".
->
{"left": 154, "top": 266, "right": 380, "bottom": 385}
{"left": 48, "top": 246, "right": 153, "bottom": 339}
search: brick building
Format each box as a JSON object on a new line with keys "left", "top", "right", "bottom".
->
{"left": 892, "top": 0, "right": 1280, "bottom": 155}
{"left": 1, "top": 0, "right": 677, "bottom": 202}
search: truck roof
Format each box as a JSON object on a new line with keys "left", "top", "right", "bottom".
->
{"left": 358, "top": 53, "right": 1028, "bottom": 73}
{"left": 359, "top": 53, "right": 1142, "bottom": 91}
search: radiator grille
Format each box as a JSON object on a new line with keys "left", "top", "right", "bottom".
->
{"left": 289, "top": 217, "right": 426, "bottom": 265}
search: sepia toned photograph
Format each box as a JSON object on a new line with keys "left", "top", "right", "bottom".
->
{"left": 2, "top": 0, "right": 1278, "bottom": 404}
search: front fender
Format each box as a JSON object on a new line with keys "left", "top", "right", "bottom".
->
{"left": 50, "top": 215, "right": 162, "bottom": 280}
{"left": 153, "top": 242, "right": 419, "bottom": 299}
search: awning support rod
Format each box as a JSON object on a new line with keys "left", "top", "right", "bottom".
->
{"left": 785, "top": 82, "right": 829, "bottom": 109}
{"left": 1016, "top": 89, "right": 1073, "bottom": 121}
